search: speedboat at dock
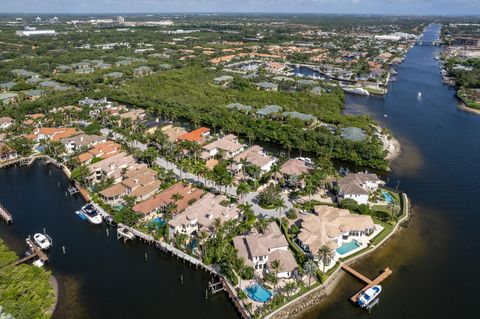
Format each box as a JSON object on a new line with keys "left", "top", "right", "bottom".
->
{"left": 81, "top": 203, "right": 103, "bottom": 224}
{"left": 357, "top": 285, "right": 382, "bottom": 308}
{"left": 31, "top": 233, "right": 53, "bottom": 250}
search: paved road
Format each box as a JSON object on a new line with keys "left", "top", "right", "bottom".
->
{"left": 155, "top": 156, "right": 294, "bottom": 218}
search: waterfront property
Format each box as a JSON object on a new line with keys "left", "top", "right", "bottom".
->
{"left": 296, "top": 205, "right": 376, "bottom": 270}
{"left": 168, "top": 193, "right": 239, "bottom": 237}
{"left": 200, "top": 134, "right": 245, "bottom": 160}
{"left": 233, "top": 222, "right": 298, "bottom": 278}
{"left": 336, "top": 172, "right": 385, "bottom": 205}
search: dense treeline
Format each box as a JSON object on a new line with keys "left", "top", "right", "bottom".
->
{"left": 109, "top": 66, "right": 387, "bottom": 169}
{"left": 0, "top": 240, "right": 55, "bottom": 319}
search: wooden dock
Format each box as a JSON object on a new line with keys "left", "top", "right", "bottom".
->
{"left": 12, "top": 238, "right": 49, "bottom": 266}
{"left": 340, "top": 263, "right": 392, "bottom": 303}
{"left": 0, "top": 202, "right": 12, "bottom": 224}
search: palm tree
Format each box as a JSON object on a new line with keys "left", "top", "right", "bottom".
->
{"left": 275, "top": 198, "right": 287, "bottom": 219}
{"left": 269, "top": 259, "right": 283, "bottom": 291}
{"left": 255, "top": 218, "right": 269, "bottom": 233}
{"left": 236, "top": 182, "right": 250, "bottom": 202}
{"left": 211, "top": 217, "right": 222, "bottom": 237}
{"left": 317, "top": 245, "right": 335, "bottom": 273}
{"left": 303, "top": 260, "right": 317, "bottom": 287}
{"left": 197, "top": 230, "right": 209, "bottom": 258}
{"left": 284, "top": 282, "right": 296, "bottom": 297}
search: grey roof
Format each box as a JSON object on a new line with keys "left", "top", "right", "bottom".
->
{"left": 297, "top": 79, "right": 318, "bottom": 86}
{"left": 11, "top": 69, "right": 38, "bottom": 78}
{"left": 241, "top": 73, "right": 258, "bottom": 79}
{"left": 256, "top": 81, "right": 278, "bottom": 90}
{"left": 39, "top": 80, "right": 61, "bottom": 87}
{"left": 27, "top": 77, "right": 43, "bottom": 84}
{"left": 226, "top": 103, "right": 252, "bottom": 112}
{"left": 25, "top": 89, "right": 45, "bottom": 97}
{"left": 256, "top": 104, "right": 282, "bottom": 116}
{"left": 53, "top": 86, "right": 70, "bottom": 91}
{"left": 104, "top": 72, "right": 123, "bottom": 78}
{"left": 0, "top": 92, "right": 18, "bottom": 100}
{"left": 311, "top": 86, "right": 323, "bottom": 95}
{"left": 283, "top": 111, "right": 317, "bottom": 122}
{"left": 158, "top": 64, "right": 171, "bottom": 69}
{"left": 213, "top": 75, "right": 233, "bottom": 83}
{"left": 341, "top": 127, "right": 367, "bottom": 142}
{"left": 0, "top": 82, "right": 16, "bottom": 90}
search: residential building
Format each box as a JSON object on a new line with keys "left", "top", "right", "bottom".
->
{"left": 87, "top": 152, "right": 138, "bottom": 184}
{"left": 0, "top": 117, "right": 14, "bottom": 130}
{"left": 341, "top": 127, "right": 367, "bottom": 142}
{"left": 168, "top": 193, "right": 239, "bottom": 236}
{"left": 201, "top": 134, "right": 244, "bottom": 160}
{"left": 283, "top": 111, "right": 317, "bottom": 124}
{"left": 99, "top": 167, "right": 160, "bottom": 204}
{"left": 226, "top": 103, "right": 252, "bottom": 112}
{"left": 60, "top": 133, "right": 106, "bottom": 154}
{"left": 297, "top": 206, "right": 374, "bottom": 259}
{"left": 28, "top": 127, "right": 79, "bottom": 142}
{"left": 255, "top": 82, "right": 278, "bottom": 91}
{"left": 256, "top": 105, "right": 282, "bottom": 118}
{"left": 78, "top": 141, "right": 122, "bottom": 164}
{"left": 213, "top": 75, "right": 233, "bottom": 85}
{"left": 178, "top": 127, "right": 210, "bottom": 144}
{"left": 161, "top": 125, "right": 188, "bottom": 143}
{"left": 233, "top": 222, "right": 298, "bottom": 278}
{"left": 133, "top": 182, "right": 205, "bottom": 216}
{"left": 133, "top": 66, "right": 153, "bottom": 77}
{"left": 16, "top": 30, "right": 56, "bottom": 36}
{"left": 119, "top": 109, "right": 146, "bottom": 123}
{"left": 0, "top": 93, "right": 19, "bottom": 105}
{"left": 0, "top": 142, "right": 18, "bottom": 162}
{"left": 233, "top": 145, "right": 277, "bottom": 173}
{"left": 336, "top": 172, "right": 385, "bottom": 205}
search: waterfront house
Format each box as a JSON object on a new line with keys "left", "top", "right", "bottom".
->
{"left": 279, "top": 158, "right": 313, "bottom": 187}
{"left": 99, "top": 167, "right": 160, "bottom": 204}
{"left": 336, "top": 172, "right": 385, "bottom": 205}
{"left": 340, "top": 127, "right": 367, "bottom": 142}
{"left": 233, "top": 222, "right": 298, "bottom": 278}
{"left": 29, "top": 127, "right": 79, "bottom": 142}
{"left": 119, "top": 109, "right": 146, "bottom": 123}
{"left": 233, "top": 145, "right": 277, "bottom": 173}
{"left": 87, "top": 152, "right": 137, "bottom": 184}
{"left": 297, "top": 205, "right": 374, "bottom": 264}
{"left": 25, "top": 89, "right": 45, "bottom": 101}
{"left": 77, "top": 141, "right": 122, "bottom": 164}
{"left": 0, "top": 117, "right": 14, "bottom": 130}
{"left": 60, "top": 133, "right": 106, "bottom": 154}
{"left": 256, "top": 105, "right": 282, "bottom": 118}
{"left": 133, "top": 182, "right": 205, "bottom": 217}
{"left": 0, "top": 142, "right": 18, "bottom": 162}
{"left": 0, "top": 93, "right": 19, "bottom": 105}
{"left": 200, "top": 134, "right": 244, "bottom": 160}
{"left": 168, "top": 193, "right": 239, "bottom": 237}
{"left": 178, "top": 127, "right": 210, "bottom": 144}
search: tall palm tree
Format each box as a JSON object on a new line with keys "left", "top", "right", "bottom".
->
{"left": 269, "top": 259, "right": 283, "bottom": 291}
{"left": 255, "top": 218, "right": 269, "bottom": 233}
{"left": 317, "top": 245, "right": 335, "bottom": 273}
{"left": 303, "top": 260, "right": 317, "bottom": 287}
{"left": 197, "top": 230, "right": 209, "bottom": 258}
{"left": 236, "top": 182, "right": 250, "bottom": 202}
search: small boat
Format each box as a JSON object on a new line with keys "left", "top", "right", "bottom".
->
{"left": 357, "top": 285, "right": 382, "bottom": 308}
{"left": 32, "top": 233, "right": 53, "bottom": 250}
{"left": 81, "top": 203, "right": 102, "bottom": 224}
{"left": 417, "top": 92, "right": 422, "bottom": 98}
{"left": 33, "top": 259, "right": 45, "bottom": 267}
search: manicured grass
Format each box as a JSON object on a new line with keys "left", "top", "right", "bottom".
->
{"left": 370, "top": 218, "right": 395, "bottom": 246}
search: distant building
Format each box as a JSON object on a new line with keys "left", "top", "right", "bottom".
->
{"left": 16, "top": 30, "right": 56, "bottom": 36}
{"left": 255, "top": 81, "right": 278, "bottom": 92}
{"left": 133, "top": 66, "right": 153, "bottom": 78}
{"left": 341, "top": 127, "right": 367, "bottom": 142}
{"left": 256, "top": 105, "right": 282, "bottom": 118}
{"left": 0, "top": 93, "right": 19, "bottom": 105}
{"left": 117, "top": 16, "right": 125, "bottom": 24}
{"left": 226, "top": 103, "right": 252, "bottom": 113}
{"left": 452, "top": 37, "right": 480, "bottom": 47}
{"left": 213, "top": 75, "right": 233, "bottom": 85}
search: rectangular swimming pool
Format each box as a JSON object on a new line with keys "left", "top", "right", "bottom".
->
{"left": 336, "top": 239, "right": 361, "bottom": 255}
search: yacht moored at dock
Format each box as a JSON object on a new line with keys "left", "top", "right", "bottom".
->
{"left": 357, "top": 285, "right": 382, "bottom": 308}
{"left": 81, "top": 203, "right": 103, "bottom": 224}
{"left": 31, "top": 233, "right": 53, "bottom": 250}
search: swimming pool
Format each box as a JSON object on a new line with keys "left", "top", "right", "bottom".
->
{"left": 382, "top": 191, "right": 394, "bottom": 204}
{"left": 245, "top": 283, "right": 272, "bottom": 303}
{"left": 150, "top": 217, "right": 164, "bottom": 226}
{"left": 336, "top": 239, "right": 361, "bottom": 255}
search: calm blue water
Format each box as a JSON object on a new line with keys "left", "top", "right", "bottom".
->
{"left": 336, "top": 240, "right": 360, "bottom": 255}
{"left": 246, "top": 283, "right": 272, "bottom": 302}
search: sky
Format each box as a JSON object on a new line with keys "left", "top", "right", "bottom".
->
{"left": 0, "top": 0, "right": 479, "bottom": 15}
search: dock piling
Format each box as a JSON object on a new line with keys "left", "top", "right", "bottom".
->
{"left": 144, "top": 252, "right": 148, "bottom": 261}
{"left": 62, "top": 246, "right": 66, "bottom": 254}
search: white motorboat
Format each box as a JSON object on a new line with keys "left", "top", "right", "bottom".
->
{"left": 81, "top": 203, "right": 103, "bottom": 224}
{"left": 32, "top": 233, "right": 53, "bottom": 250}
{"left": 33, "top": 259, "right": 45, "bottom": 267}
{"left": 357, "top": 285, "right": 382, "bottom": 308}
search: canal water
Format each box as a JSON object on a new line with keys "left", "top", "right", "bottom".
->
{"left": 298, "top": 23, "right": 480, "bottom": 319}
{"left": 0, "top": 163, "right": 237, "bottom": 319}
{"left": 1, "top": 23, "right": 479, "bottom": 319}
